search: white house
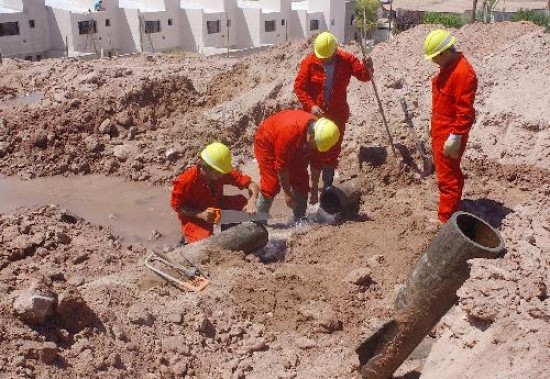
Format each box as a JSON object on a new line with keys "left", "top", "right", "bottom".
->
{"left": 0, "top": 0, "right": 357, "bottom": 58}
{"left": 290, "top": 0, "right": 355, "bottom": 43}
{"left": 46, "top": 0, "right": 121, "bottom": 57}
{"left": 0, "top": 0, "right": 50, "bottom": 60}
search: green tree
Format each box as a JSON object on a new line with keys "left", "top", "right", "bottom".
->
{"left": 355, "top": 0, "right": 380, "bottom": 38}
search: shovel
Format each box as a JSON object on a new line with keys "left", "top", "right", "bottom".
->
{"left": 354, "top": 33, "right": 397, "bottom": 158}
{"left": 400, "top": 98, "right": 434, "bottom": 177}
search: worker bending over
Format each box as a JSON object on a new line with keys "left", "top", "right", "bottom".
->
{"left": 425, "top": 30, "right": 478, "bottom": 223}
{"left": 294, "top": 31, "right": 374, "bottom": 203}
{"left": 171, "top": 142, "right": 259, "bottom": 244}
{"left": 254, "top": 110, "right": 340, "bottom": 221}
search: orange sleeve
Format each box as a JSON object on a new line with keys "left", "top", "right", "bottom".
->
{"left": 226, "top": 169, "right": 252, "bottom": 189}
{"left": 294, "top": 56, "right": 317, "bottom": 112}
{"left": 451, "top": 72, "right": 477, "bottom": 135}
{"left": 170, "top": 170, "right": 194, "bottom": 212}
{"left": 345, "top": 51, "right": 372, "bottom": 82}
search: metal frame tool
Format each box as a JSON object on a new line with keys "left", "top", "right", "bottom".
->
{"left": 144, "top": 250, "right": 210, "bottom": 292}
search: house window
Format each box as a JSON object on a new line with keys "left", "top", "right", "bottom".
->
{"left": 310, "top": 19, "right": 319, "bottom": 31}
{"left": 168, "top": 19, "right": 173, "bottom": 26}
{"left": 265, "top": 20, "right": 276, "bottom": 32}
{"left": 331, "top": 19, "right": 335, "bottom": 26}
{"left": 351, "top": 14, "right": 355, "bottom": 26}
{"left": 78, "top": 20, "right": 97, "bottom": 35}
{"left": 144, "top": 20, "right": 161, "bottom": 34}
{"left": 105, "top": 19, "right": 110, "bottom": 27}
{"left": 29, "top": 20, "right": 35, "bottom": 28}
{"left": 206, "top": 20, "right": 220, "bottom": 34}
{"left": 281, "top": 19, "right": 285, "bottom": 26}
{"left": 0, "top": 22, "right": 20, "bottom": 36}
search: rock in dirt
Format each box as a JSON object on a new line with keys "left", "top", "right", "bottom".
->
{"left": 13, "top": 287, "right": 58, "bottom": 325}
{"left": 345, "top": 268, "right": 373, "bottom": 286}
{"left": 20, "top": 341, "right": 59, "bottom": 364}
{"left": 127, "top": 306, "right": 155, "bottom": 326}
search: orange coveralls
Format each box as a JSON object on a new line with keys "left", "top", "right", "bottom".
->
{"left": 294, "top": 49, "right": 372, "bottom": 170}
{"left": 170, "top": 165, "right": 251, "bottom": 243}
{"left": 431, "top": 53, "right": 478, "bottom": 222}
{"left": 254, "top": 110, "right": 315, "bottom": 198}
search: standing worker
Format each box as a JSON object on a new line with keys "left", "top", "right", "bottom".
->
{"left": 294, "top": 31, "right": 374, "bottom": 204}
{"left": 254, "top": 110, "right": 340, "bottom": 221}
{"left": 171, "top": 142, "right": 260, "bottom": 244}
{"left": 425, "top": 30, "right": 478, "bottom": 223}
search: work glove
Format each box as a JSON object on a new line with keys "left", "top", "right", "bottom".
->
{"left": 310, "top": 105, "right": 325, "bottom": 118}
{"left": 443, "top": 134, "right": 462, "bottom": 158}
{"left": 363, "top": 56, "right": 374, "bottom": 77}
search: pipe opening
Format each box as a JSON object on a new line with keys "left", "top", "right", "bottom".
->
{"left": 319, "top": 187, "right": 343, "bottom": 214}
{"left": 456, "top": 213, "right": 502, "bottom": 249}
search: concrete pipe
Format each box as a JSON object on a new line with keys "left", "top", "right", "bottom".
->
{"left": 319, "top": 177, "right": 362, "bottom": 217}
{"left": 356, "top": 211, "right": 505, "bottom": 379}
{"left": 169, "top": 222, "right": 269, "bottom": 265}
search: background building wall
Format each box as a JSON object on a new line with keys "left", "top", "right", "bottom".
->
{"left": 241, "top": 7, "right": 260, "bottom": 46}
{"left": 0, "top": 0, "right": 49, "bottom": 58}
{"left": 117, "top": 7, "right": 140, "bottom": 54}
{"left": 180, "top": 8, "right": 201, "bottom": 52}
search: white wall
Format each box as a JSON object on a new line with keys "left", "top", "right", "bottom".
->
{"left": 180, "top": 8, "right": 200, "bottom": 51}
{"left": 140, "top": 11, "right": 180, "bottom": 52}
{"left": 241, "top": 7, "right": 260, "bottom": 46}
{"left": 46, "top": 7, "right": 70, "bottom": 56}
{"left": 260, "top": 12, "right": 282, "bottom": 45}
{"left": 304, "top": 0, "right": 348, "bottom": 42}
{"left": 0, "top": 0, "right": 49, "bottom": 58}
{"left": 118, "top": 7, "right": 140, "bottom": 54}
{"left": 306, "top": 11, "right": 326, "bottom": 38}
{"left": 202, "top": 11, "right": 227, "bottom": 48}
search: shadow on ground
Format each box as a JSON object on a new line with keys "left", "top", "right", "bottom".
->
{"left": 461, "top": 198, "right": 514, "bottom": 228}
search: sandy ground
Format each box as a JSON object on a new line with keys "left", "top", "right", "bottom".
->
{"left": 0, "top": 22, "right": 549, "bottom": 378}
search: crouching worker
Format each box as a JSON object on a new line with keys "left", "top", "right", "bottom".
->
{"left": 171, "top": 142, "right": 260, "bottom": 244}
{"left": 254, "top": 110, "right": 340, "bottom": 221}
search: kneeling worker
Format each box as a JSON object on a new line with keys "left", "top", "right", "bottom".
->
{"left": 171, "top": 142, "right": 260, "bottom": 244}
{"left": 254, "top": 110, "right": 340, "bottom": 221}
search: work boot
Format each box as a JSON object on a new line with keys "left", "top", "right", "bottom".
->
{"left": 322, "top": 167, "right": 335, "bottom": 189}
{"left": 292, "top": 192, "right": 308, "bottom": 221}
{"left": 256, "top": 193, "right": 273, "bottom": 219}
{"left": 176, "top": 236, "right": 187, "bottom": 247}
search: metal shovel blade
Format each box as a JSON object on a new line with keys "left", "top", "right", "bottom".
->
{"left": 220, "top": 210, "right": 268, "bottom": 225}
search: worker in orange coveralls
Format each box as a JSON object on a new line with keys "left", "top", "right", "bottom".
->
{"left": 294, "top": 31, "right": 373, "bottom": 204}
{"left": 254, "top": 109, "right": 340, "bottom": 221}
{"left": 171, "top": 142, "right": 260, "bottom": 244}
{"left": 425, "top": 30, "right": 478, "bottom": 223}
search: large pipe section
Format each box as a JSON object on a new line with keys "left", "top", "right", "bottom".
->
{"left": 356, "top": 212, "right": 505, "bottom": 379}
{"left": 319, "top": 177, "right": 362, "bottom": 217}
{"left": 168, "top": 222, "right": 268, "bottom": 265}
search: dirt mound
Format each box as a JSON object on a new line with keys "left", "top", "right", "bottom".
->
{"left": 0, "top": 21, "right": 549, "bottom": 379}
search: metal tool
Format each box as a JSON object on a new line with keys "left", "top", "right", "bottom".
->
{"left": 144, "top": 250, "right": 210, "bottom": 292}
{"left": 211, "top": 208, "right": 269, "bottom": 225}
{"left": 400, "top": 98, "right": 434, "bottom": 176}
{"left": 354, "top": 34, "right": 397, "bottom": 158}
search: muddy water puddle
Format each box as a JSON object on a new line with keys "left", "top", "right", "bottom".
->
{"left": 0, "top": 165, "right": 329, "bottom": 253}
{"left": 0, "top": 174, "right": 180, "bottom": 248}
{"left": 0, "top": 92, "right": 44, "bottom": 110}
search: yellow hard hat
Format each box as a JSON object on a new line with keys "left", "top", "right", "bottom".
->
{"left": 424, "top": 29, "right": 455, "bottom": 60}
{"left": 200, "top": 142, "right": 233, "bottom": 174}
{"left": 314, "top": 118, "right": 340, "bottom": 152}
{"left": 314, "top": 32, "right": 337, "bottom": 59}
